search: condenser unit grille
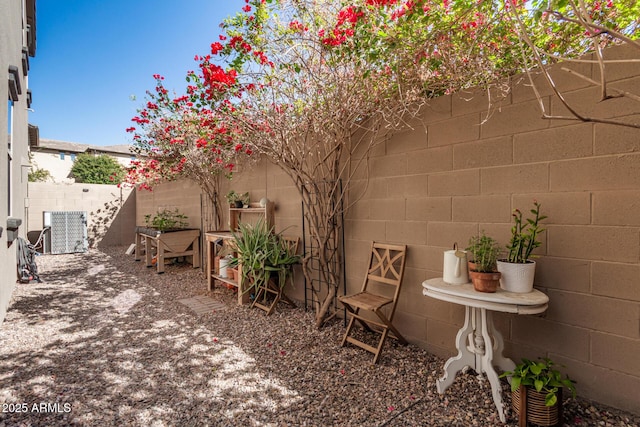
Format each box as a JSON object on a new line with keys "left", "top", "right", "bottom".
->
{"left": 44, "top": 211, "right": 88, "bottom": 254}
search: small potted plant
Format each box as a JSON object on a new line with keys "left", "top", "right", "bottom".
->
{"left": 497, "top": 200, "right": 547, "bottom": 293}
{"left": 500, "top": 357, "right": 576, "bottom": 426}
{"left": 466, "top": 231, "right": 501, "bottom": 293}
{"left": 226, "top": 190, "right": 250, "bottom": 208}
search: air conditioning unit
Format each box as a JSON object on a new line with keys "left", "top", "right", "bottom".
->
{"left": 43, "top": 211, "right": 88, "bottom": 254}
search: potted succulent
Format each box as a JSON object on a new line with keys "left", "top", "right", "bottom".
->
{"left": 226, "top": 190, "right": 250, "bottom": 208}
{"left": 500, "top": 357, "right": 576, "bottom": 426}
{"left": 497, "top": 200, "right": 547, "bottom": 293}
{"left": 466, "top": 231, "right": 501, "bottom": 293}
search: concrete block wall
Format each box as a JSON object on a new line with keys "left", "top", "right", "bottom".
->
{"left": 135, "top": 179, "right": 203, "bottom": 230}
{"left": 345, "top": 43, "right": 640, "bottom": 413}
{"left": 28, "top": 183, "right": 136, "bottom": 248}
{"left": 135, "top": 44, "right": 639, "bottom": 413}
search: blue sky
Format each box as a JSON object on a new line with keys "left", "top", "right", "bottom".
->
{"left": 30, "top": 1, "right": 243, "bottom": 147}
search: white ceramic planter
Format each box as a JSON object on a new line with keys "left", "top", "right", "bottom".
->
{"left": 496, "top": 260, "right": 536, "bottom": 293}
{"left": 219, "top": 257, "right": 230, "bottom": 278}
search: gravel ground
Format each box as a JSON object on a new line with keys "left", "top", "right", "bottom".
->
{"left": 0, "top": 247, "right": 638, "bottom": 427}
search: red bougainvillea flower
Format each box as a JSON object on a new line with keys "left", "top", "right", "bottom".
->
{"left": 211, "top": 42, "right": 224, "bottom": 55}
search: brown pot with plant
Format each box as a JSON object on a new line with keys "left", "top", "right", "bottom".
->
{"left": 466, "top": 231, "right": 501, "bottom": 293}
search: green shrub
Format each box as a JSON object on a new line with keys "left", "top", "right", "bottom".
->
{"left": 28, "top": 168, "right": 52, "bottom": 182}
{"left": 70, "top": 153, "right": 125, "bottom": 184}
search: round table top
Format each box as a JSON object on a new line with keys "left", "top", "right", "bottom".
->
{"left": 423, "top": 278, "right": 549, "bottom": 314}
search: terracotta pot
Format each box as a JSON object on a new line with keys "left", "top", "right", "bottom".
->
{"left": 469, "top": 270, "right": 501, "bottom": 293}
{"left": 467, "top": 260, "right": 477, "bottom": 275}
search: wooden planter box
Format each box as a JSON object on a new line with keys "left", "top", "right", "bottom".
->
{"left": 134, "top": 227, "right": 200, "bottom": 274}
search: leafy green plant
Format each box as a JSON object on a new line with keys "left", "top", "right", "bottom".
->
{"left": 144, "top": 209, "right": 189, "bottom": 231}
{"left": 70, "top": 153, "right": 125, "bottom": 184}
{"left": 500, "top": 358, "right": 576, "bottom": 407}
{"left": 28, "top": 167, "right": 52, "bottom": 182}
{"left": 506, "top": 201, "right": 547, "bottom": 263}
{"left": 232, "top": 218, "right": 300, "bottom": 296}
{"left": 466, "top": 231, "right": 501, "bottom": 273}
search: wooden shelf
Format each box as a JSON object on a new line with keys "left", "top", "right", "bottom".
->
{"left": 229, "top": 207, "right": 268, "bottom": 212}
{"left": 229, "top": 201, "right": 274, "bottom": 231}
{"left": 206, "top": 201, "right": 275, "bottom": 306}
{"left": 211, "top": 273, "right": 238, "bottom": 288}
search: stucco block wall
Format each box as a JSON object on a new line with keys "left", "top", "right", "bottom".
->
{"left": 27, "top": 183, "right": 136, "bottom": 248}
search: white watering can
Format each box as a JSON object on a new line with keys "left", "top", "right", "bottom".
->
{"left": 443, "top": 243, "right": 469, "bottom": 285}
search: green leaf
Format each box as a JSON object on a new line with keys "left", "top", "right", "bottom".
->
{"left": 530, "top": 363, "right": 543, "bottom": 376}
{"left": 534, "top": 379, "right": 544, "bottom": 392}
{"left": 545, "top": 392, "right": 557, "bottom": 407}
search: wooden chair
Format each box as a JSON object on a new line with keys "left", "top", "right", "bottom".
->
{"left": 251, "top": 236, "right": 299, "bottom": 315}
{"left": 339, "top": 242, "right": 408, "bottom": 364}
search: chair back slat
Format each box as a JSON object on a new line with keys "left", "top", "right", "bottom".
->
{"left": 280, "top": 236, "right": 299, "bottom": 255}
{"left": 363, "top": 242, "right": 406, "bottom": 291}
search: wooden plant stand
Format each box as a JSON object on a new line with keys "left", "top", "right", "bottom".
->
{"left": 251, "top": 275, "right": 297, "bottom": 315}
{"left": 134, "top": 227, "right": 200, "bottom": 274}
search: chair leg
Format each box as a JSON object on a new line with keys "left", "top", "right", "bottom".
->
{"left": 375, "top": 310, "right": 408, "bottom": 345}
{"left": 372, "top": 328, "right": 390, "bottom": 364}
{"left": 344, "top": 304, "right": 375, "bottom": 333}
{"left": 341, "top": 310, "right": 358, "bottom": 347}
{"left": 250, "top": 285, "right": 265, "bottom": 310}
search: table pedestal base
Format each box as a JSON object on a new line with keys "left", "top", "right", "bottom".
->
{"left": 437, "top": 306, "right": 515, "bottom": 423}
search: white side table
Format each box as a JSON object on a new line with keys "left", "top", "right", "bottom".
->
{"left": 422, "top": 278, "right": 549, "bottom": 423}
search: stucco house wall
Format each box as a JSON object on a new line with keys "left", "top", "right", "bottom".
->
{"left": 0, "top": 0, "right": 36, "bottom": 323}
{"left": 30, "top": 139, "right": 134, "bottom": 182}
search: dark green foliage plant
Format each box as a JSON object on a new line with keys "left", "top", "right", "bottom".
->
{"left": 70, "top": 153, "right": 125, "bottom": 184}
